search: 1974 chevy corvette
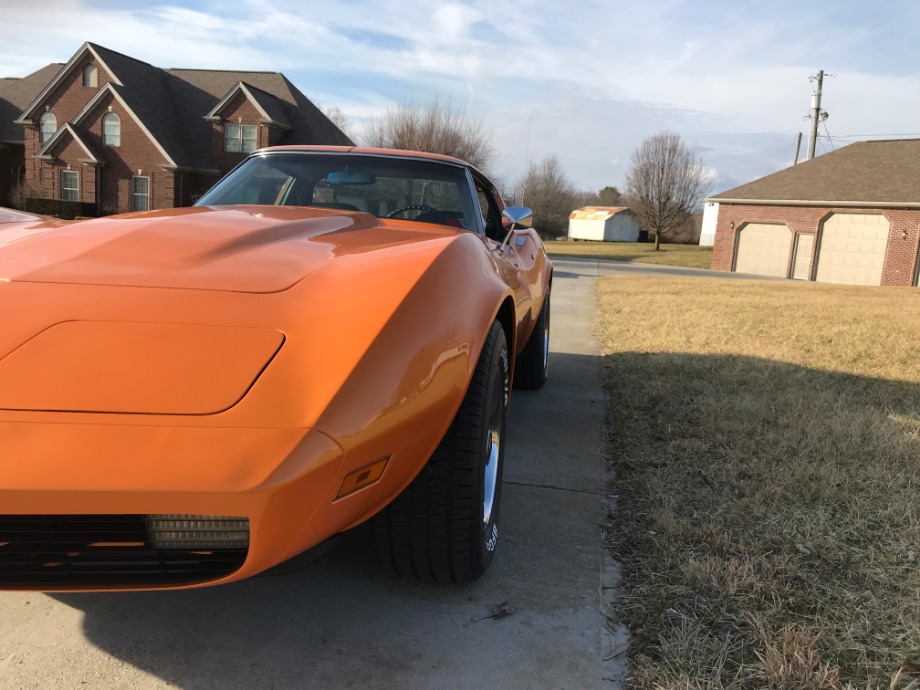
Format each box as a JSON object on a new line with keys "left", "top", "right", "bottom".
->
{"left": 0, "top": 146, "right": 552, "bottom": 590}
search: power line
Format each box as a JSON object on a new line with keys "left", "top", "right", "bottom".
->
{"left": 821, "top": 121, "right": 836, "bottom": 151}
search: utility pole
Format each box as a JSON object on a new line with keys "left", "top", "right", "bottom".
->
{"left": 808, "top": 70, "right": 825, "bottom": 160}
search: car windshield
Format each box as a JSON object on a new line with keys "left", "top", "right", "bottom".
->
{"left": 196, "top": 152, "right": 479, "bottom": 231}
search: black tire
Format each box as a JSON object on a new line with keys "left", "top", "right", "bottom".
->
{"left": 513, "top": 290, "right": 550, "bottom": 390}
{"left": 372, "top": 320, "right": 509, "bottom": 583}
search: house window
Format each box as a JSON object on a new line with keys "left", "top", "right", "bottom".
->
{"left": 61, "top": 170, "right": 78, "bottom": 202}
{"left": 132, "top": 176, "right": 150, "bottom": 211}
{"left": 103, "top": 113, "right": 120, "bottom": 146}
{"left": 40, "top": 112, "right": 57, "bottom": 143}
{"left": 224, "top": 123, "right": 258, "bottom": 153}
{"left": 83, "top": 64, "right": 98, "bottom": 87}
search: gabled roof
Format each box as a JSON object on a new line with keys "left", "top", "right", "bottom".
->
{"left": 86, "top": 45, "right": 189, "bottom": 169}
{"left": 34, "top": 122, "right": 102, "bottom": 164}
{"left": 15, "top": 43, "right": 124, "bottom": 124}
{"left": 7, "top": 43, "right": 352, "bottom": 171}
{"left": 165, "top": 68, "right": 352, "bottom": 167}
{"left": 0, "top": 63, "right": 64, "bottom": 144}
{"left": 68, "top": 82, "right": 177, "bottom": 167}
{"left": 711, "top": 139, "right": 920, "bottom": 208}
{"left": 205, "top": 81, "right": 292, "bottom": 130}
{"left": 569, "top": 206, "right": 632, "bottom": 221}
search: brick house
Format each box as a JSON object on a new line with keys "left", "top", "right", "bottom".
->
{"left": 710, "top": 139, "right": 920, "bottom": 287}
{"left": 0, "top": 42, "right": 351, "bottom": 213}
{"left": 0, "top": 63, "right": 63, "bottom": 205}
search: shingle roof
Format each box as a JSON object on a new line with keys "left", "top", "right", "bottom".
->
{"left": 166, "top": 68, "right": 351, "bottom": 168}
{"left": 207, "top": 81, "right": 293, "bottom": 130}
{"left": 88, "top": 45, "right": 188, "bottom": 166}
{"left": 5, "top": 43, "right": 352, "bottom": 170}
{"left": 0, "top": 64, "right": 64, "bottom": 143}
{"left": 711, "top": 139, "right": 920, "bottom": 207}
{"left": 36, "top": 123, "right": 102, "bottom": 164}
{"left": 165, "top": 69, "right": 352, "bottom": 163}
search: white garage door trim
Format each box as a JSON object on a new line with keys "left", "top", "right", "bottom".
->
{"left": 733, "top": 223, "right": 791, "bottom": 278}
{"left": 815, "top": 213, "right": 890, "bottom": 286}
{"left": 791, "top": 233, "right": 815, "bottom": 280}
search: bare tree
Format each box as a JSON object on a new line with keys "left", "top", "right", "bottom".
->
{"left": 319, "top": 105, "right": 354, "bottom": 141}
{"left": 520, "top": 155, "right": 576, "bottom": 239}
{"left": 7, "top": 179, "right": 42, "bottom": 210}
{"left": 572, "top": 189, "right": 599, "bottom": 208}
{"left": 625, "top": 132, "right": 710, "bottom": 250}
{"left": 363, "top": 98, "right": 495, "bottom": 170}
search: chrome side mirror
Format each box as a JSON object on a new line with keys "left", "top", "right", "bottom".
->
{"left": 502, "top": 206, "right": 533, "bottom": 230}
{"left": 498, "top": 206, "right": 534, "bottom": 253}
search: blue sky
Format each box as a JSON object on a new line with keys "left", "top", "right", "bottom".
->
{"left": 2, "top": 0, "right": 920, "bottom": 195}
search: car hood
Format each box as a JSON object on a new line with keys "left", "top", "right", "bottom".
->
{"left": 0, "top": 205, "right": 453, "bottom": 293}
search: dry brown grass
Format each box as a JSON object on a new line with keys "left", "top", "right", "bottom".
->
{"left": 545, "top": 240, "right": 713, "bottom": 268}
{"left": 598, "top": 277, "right": 920, "bottom": 689}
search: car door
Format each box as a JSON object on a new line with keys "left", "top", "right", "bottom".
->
{"left": 472, "top": 175, "right": 546, "bottom": 354}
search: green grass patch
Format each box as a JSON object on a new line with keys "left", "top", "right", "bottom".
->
{"left": 545, "top": 240, "right": 713, "bottom": 269}
{"left": 599, "top": 277, "right": 920, "bottom": 689}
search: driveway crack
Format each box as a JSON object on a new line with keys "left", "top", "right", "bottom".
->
{"left": 502, "top": 479, "right": 601, "bottom": 496}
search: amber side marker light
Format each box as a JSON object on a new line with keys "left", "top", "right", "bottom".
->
{"left": 335, "top": 456, "right": 390, "bottom": 500}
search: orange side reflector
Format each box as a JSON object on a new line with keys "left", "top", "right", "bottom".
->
{"left": 335, "top": 456, "right": 390, "bottom": 500}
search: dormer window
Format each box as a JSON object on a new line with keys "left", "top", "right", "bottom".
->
{"left": 83, "top": 64, "right": 98, "bottom": 88}
{"left": 103, "top": 113, "right": 120, "bottom": 147}
{"left": 39, "top": 112, "right": 57, "bottom": 143}
{"left": 225, "top": 123, "right": 257, "bottom": 153}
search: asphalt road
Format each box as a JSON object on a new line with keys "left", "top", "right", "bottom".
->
{"left": 0, "top": 258, "right": 625, "bottom": 690}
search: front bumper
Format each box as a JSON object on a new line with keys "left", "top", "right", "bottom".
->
{"left": 0, "top": 421, "right": 347, "bottom": 591}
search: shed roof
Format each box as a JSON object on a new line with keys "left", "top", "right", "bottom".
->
{"left": 569, "top": 206, "right": 631, "bottom": 221}
{"left": 711, "top": 139, "right": 920, "bottom": 207}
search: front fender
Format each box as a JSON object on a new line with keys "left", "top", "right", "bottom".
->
{"left": 295, "top": 232, "right": 513, "bottom": 531}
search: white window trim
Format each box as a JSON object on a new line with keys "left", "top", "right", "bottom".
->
{"left": 61, "top": 170, "right": 79, "bottom": 202}
{"left": 132, "top": 175, "right": 150, "bottom": 211}
{"left": 40, "top": 112, "right": 57, "bottom": 144}
{"left": 103, "top": 112, "right": 120, "bottom": 147}
{"left": 224, "top": 123, "right": 258, "bottom": 154}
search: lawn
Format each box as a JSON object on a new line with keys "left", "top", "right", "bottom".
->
{"left": 598, "top": 277, "right": 920, "bottom": 689}
{"left": 544, "top": 240, "right": 713, "bottom": 269}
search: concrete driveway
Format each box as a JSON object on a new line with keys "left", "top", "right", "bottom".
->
{"left": 551, "top": 254, "right": 787, "bottom": 281}
{"left": 0, "top": 259, "right": 626, "bottom": 689}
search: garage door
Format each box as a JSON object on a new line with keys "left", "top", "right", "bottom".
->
{"left": 815, "top": 214, "right": 889, "bottom": 285}
{"left": 734, "top": 223, "right": 791, "bottom": 277}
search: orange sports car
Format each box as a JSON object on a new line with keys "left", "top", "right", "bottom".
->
{"left": 0, "top": 146, "right": 552, "bottom": 590}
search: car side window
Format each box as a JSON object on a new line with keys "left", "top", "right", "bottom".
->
{"left": 475, "top": 185, "right": 504, "bottom": 242}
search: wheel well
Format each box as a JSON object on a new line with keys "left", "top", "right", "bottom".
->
{"left": 495, "top": 297, "right": 515, "bottom": 359}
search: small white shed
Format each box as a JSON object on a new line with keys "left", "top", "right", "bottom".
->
{"left": 699, "top": 201, "right": 719, "bottom": 247}
{"left": 568, "top": 206, "right": 640, "bottom": 242}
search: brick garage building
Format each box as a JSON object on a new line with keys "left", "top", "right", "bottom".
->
{"left": 710, "top": 139, "right": 920, "bottom": 287}
{"left": 1, "top": 42, "right": 351, "bottom": 213}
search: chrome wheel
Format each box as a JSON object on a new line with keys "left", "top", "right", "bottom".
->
{"left": 482, "top": 428, "right": 500, "bottom": 526}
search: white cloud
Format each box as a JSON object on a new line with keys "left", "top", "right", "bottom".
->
{"left": 2, "top": 0, "right": 919, "bottom": 192}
